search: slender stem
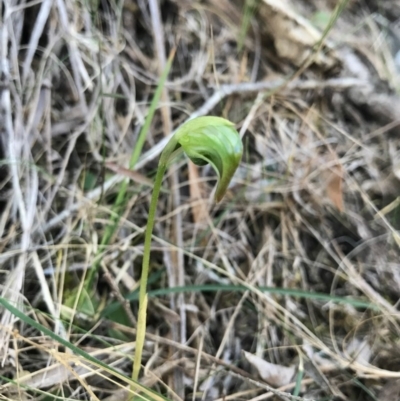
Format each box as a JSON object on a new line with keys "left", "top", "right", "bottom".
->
{"left": 131, "top": 163, "right": 165, "bottom": 384}
{"left": 131, "top": 137, "right": 178, "bottom": 393}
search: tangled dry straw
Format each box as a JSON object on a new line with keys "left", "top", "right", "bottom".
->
{"left": 1, "top": 0, "right": 400, "bottom": 400}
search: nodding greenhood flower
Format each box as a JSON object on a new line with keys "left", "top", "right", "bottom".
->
{"left": 133, "top": 116, "right": 243, "bottom": 386}
{"left": 166, "top": 116, "right": 243, "bottom": 202}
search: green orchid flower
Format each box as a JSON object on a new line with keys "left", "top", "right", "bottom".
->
{"left": 170, "top": 116, "right": 243, "bottom": 202}
{"left": 132, "top": 116, "right": 243, "bottom": 391}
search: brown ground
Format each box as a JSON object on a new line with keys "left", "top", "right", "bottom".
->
{"left": 1, "top": 0, "right": 400, "bottom": 400}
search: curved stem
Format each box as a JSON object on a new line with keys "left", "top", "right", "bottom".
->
{"left": 131, "top": 137, "right": 178, "bottom": 393}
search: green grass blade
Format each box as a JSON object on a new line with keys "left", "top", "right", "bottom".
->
{"left": 0, "top": 297, "right": 171, "bottom": 401}
{"left": 128, "top": 48, "right": 176, "bottom": 169}
{"left": 134, "top": 284, "right": 376, "bottom": 309}
{"left": 101, "top": 284, "right": 377, "bottom": 318}
{"left": 84, "top": 48, "right": 176, "bottom": 289}
{"left": 238, "top": 0, "right": 258, "bottom": 52}
{"left": 293, "top": 353, "right": 304, "bottom": 397}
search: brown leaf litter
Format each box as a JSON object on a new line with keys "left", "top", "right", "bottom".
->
{"left": 1, "top": 0, "right": 400, "bottom": 400}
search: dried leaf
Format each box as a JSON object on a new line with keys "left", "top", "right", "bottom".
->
{"left": 188, "top": 162, "right": 209, "bottom": 224}
{"left": 259, "top": 0, "right": 340, "bottom": 70}
{"left": 106, "top": 162, "right": 153, "bottom": 186}
{"left": 326, "top": 164, "right": 344, "bottom": 212}
{"left": 243, "top": 351, "right": 295, "bottom": 387}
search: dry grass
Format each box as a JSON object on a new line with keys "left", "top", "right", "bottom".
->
{"left": 1, "top": 0, "right": 400, "bottom": 400}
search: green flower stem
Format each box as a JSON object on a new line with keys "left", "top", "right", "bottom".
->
{"left": 131, "top": 137, "right": 178, "bottom": 387}
{"left": 130, "top": 116, "right": 242, "bottom": 398}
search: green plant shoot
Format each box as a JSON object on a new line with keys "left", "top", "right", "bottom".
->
{"left": 131, "top": 116, "right": 243, "bottom": 390}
